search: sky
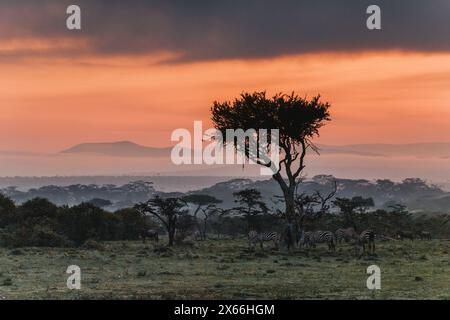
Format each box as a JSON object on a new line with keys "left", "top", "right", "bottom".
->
{"left": 1, "top": 0, "right": 450, "bottom": 153}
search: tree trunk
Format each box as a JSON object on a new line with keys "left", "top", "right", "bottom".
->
{"left": 168, "top": 226, "right": 175, "bottom": 246}
{"left": 283, "top": 187, "right": 296, "bottom": 250}
{"left": 202, "top": 218, "right": 208, "bottom": 240}
{"left": 285, "top": 188, "right": 296, "bottom": 222}
{"left": 272, "top": 172, "right": 298, "bottom": 251}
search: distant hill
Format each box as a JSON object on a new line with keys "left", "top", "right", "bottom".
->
{"left": 61, "top": 141, "right": 450, "bottom": 159}
{"left": 318, "top": 143, "right": 450, "bottom": 158}
{"left": 61, "top": 141, "right": 171, "bottom": 157}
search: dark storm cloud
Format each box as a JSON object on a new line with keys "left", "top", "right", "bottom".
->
{"left": 0, "top": 0, "right": 449, "bottom": 62}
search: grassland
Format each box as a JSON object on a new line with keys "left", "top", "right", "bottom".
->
{"left": 0, "top": 238, "right": 449, "bottom": 300}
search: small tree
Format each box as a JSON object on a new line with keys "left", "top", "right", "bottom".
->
{"left": 333, "top": 197, "right": 375, "bottom": 232}
{"left": 209, "top": 209, "right": 232, "bottom": 239}
{"left": 233, "top": 188, "right": 268, "bottom": 232}
{"left": 135, "top": 196, "right": 188, "bottom": 246}
{"left": 198, "top": 205, "right": 226, "bottom": 240}
{"left": 182, "top": 194, "right": 222, "bottom": 238}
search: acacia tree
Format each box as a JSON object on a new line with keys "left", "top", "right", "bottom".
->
{"left": 182, "top": 194, "right": 222, "bottom": 238}
{"left": 198, "top": 204, "right": 225, "bottom": 240}
{"left": 233, "top": 188, "right": 268, "bottom": 232}
{"left": 333, "top": 197, "right": 375, "bottom": 232}
{"left": 211, "top": 91, "right": 331, "bottom": 247}
{"left": 182, "top": 195, "right": 222, "bottom": 218}
{"left": 135, "top": 196, "right": 188, "bottom": 246}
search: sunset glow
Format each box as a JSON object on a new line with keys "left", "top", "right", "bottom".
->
{"left": 2, "top": 51, "right": 450, "bottom": 152}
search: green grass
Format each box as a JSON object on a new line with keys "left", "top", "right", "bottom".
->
{"left": 0, "top": 238, "right": 449, "bottom": 299}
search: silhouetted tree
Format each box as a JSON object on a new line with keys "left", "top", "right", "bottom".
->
{"left": 333, "top": 197, "right": 375, "bottom": 232}
{"left": 212, "top": 91, "right": 331, "bottom": 247}
{"left": 182, "top": 194, "right": 222, "bottom": 218}
{"left": 199, "top": 205, "right": 226, "bottom": 240}
{"left": 233, "top": 188, "right": 268, "bottom": 231}
{"left": 135, "top": 196, "right": 188, "bottom": 246}
{"left": 182, "top": 194, "right": 222, "bottom": 238}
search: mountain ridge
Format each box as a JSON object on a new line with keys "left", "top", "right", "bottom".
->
{"left": 59, "top": 141, "right": 450, "bottom": 159}
{"left": 61, "top": 141, "right": 171, "bottom": 157}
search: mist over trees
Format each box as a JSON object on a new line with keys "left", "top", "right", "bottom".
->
{"left": 1, "top": 176, "right": 449, "bottom": 213}
{"left": 0, "top": 180, "right": 449, "bottom": 248}
{"left": 0, "top": 181, "right": 156, "bottom": 209}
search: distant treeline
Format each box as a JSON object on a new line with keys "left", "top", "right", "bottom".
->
{"left": 0, "top": 188, "right": 449, "bottom": 248}
{"left": 2, "top": 176, "right": 450, "bottom": 213}
{"left": 0, "top": 181, "right": 157, "bottom": 209}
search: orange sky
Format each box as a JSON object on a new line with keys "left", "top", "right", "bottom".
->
{"left": 1, "top": 50, "right": 450, "bottom": 152}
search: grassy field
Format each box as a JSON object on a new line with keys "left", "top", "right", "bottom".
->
{"left": 0, "top": 238, "right": 449, "bottom": 300}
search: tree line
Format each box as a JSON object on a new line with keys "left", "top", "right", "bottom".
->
{"left": 1, "top": 188, "right": 448, "bottom": 248}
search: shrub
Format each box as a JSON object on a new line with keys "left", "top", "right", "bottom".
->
{"left": 58, "top": 203, "right": 121, "bottom": 245}
{"left": 0, "top": 226, "right": 70, "bottom": 248}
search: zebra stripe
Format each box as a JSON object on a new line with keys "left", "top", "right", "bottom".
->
{"left": 312, "top": 230, "right": 336, "bottom": 251}
{"left": 335, "top": 227, "right": 358, "bottom": 244}
{"left": 358, "top": 229, "right": 375, "bottom": 254}
{"left": 297, "top": 231, "right": 315, "bottom": 248}
{"left": 248, "top": 231, "right": 280, "bottom": 249}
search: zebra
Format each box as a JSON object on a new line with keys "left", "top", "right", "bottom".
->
{"left": 297, "top": 230, "right": 315, "bottom": 249}
{"left": 248, "top": 231, "right": 280, "bottom": 250}
{"left": 140, "top": 229, "right": 159, "bottom": 243}
{"left": 312, "top": 231, "right": 336, "bottom": 252}
{"left": 335, "top": 227, "right": 358, "bottom": 244}
{"left": 357, "top": 230, "right": 375, "bottom": 255}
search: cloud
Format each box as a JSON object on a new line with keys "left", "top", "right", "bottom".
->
{"left": 1, "top": 0, "right": 449, "bottom": 62}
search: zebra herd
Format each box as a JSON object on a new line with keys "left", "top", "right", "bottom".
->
{"left": 141, "top": 226, "right": 430, "bottom": 257}
{"left": 248, "top": 227, "right": 376, "bottom": 255}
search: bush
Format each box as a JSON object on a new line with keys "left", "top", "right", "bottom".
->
{"left": 58, "top": 203, "right": 121, "bottom": 245}
{"left": 115, "top": 208, "right": 148, "bottom": 240}
{"left": 0, "top": 226, "right": 70, "bottom": 248}
{"left": 28, "top": 226, "right": 71, "bottom": 247}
